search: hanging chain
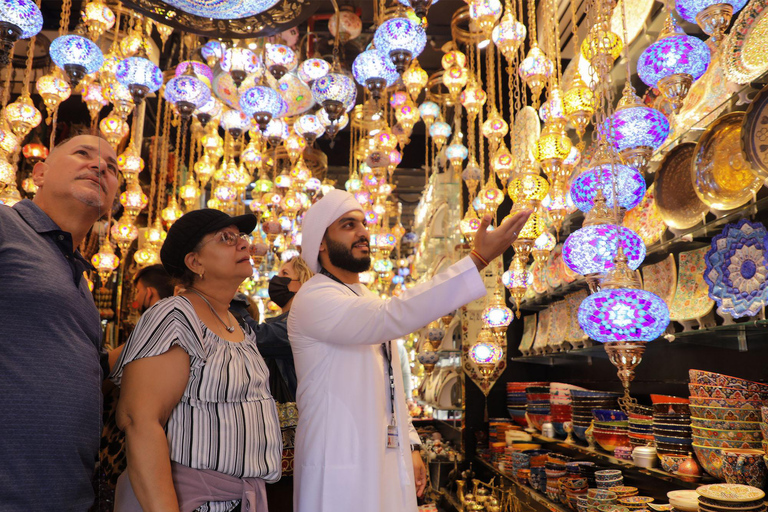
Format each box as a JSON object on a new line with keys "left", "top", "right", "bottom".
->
{"left": 59, "top": 0, "right": 73, "bottom": 36}
{"left": 147, "top": 95, "right": 163, "bottom": 223}
{"left": 552, "top": 0, "right": 563, "bottom": 85}
{"left": 1, "top": 64, "right": 12, "bottom": 108}
{"left": 156, "top": 101, "right": 172, "bottom": 213}
{"left": 527, "top": 0, "right": 537, "bottom": 46}
{"left": 21, "top": 0, "right": 41, "bottom": 94}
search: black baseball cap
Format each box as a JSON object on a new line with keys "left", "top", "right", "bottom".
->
{"left": 160, "top": 209, "right": 257, "bottom": 277}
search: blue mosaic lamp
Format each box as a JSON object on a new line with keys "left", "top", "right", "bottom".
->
{"left": 195, "top": 97, "right": 221, "bottom": 127}
{"left": 295, "top": 114, "right": 325, "bottom": 144}
{"left": 352, "top": 49, "right": 398, "bottom": 100}
{"left": 637, "top": 14, "right": 711, "bottom": 113}
{"left": 373, "top": 16, "right": 427, "bottom": 74}
{"left": 264, "top": 43, "right": 297, "bottom": 79}
{"left": 446, "top": 140, "right": 469, "bottom": 170}
{"left": 175, "top": 61, "right": 214, "bottom": 87}
{"left": 578, "top": 287, "right": 670, "bottom": 342}
{"left": 219, "top": 109, "right": 251, "bottom": 138}
{"left": 240, "top": 85, "right": 283, "bottom": 131}
{"left": 200, "top": 40, "right": 224, "bottom": 67}
{"left": 220, "top": 47, "right": 260, "bottom": 88}
{"left": 418, "top": 101, "right": 440, "bottom": 128}
{"left": 570, "top": 150, "right": 646, "bottom": 213}
{"left": 298, "top": 58, "right": 330, "bottom": 84}
{"left": 676, "top": 0, "right": 748, "bottom": 42}
{"left": 50, "top": 35, "right": 104, "bottom": 88}
{"left": 429, "top": 120, "right": 452, "bottom": 148}
{"left": 563, "top": 224, "right": 646, "bottom": 276}
{"left": 164, "top": 74, "right": 211, "bottom": 120}
{"left": 311, "top": 73, "right": 356, "bottom": 122}
{"left": 602, "top": 83, "right": 670, "bottom": 173}
{"left": 163, "top": 0, "right": 279, "bottom": 19}
{"left": 0, "top": 0, "right": 43, "bottom": 68}
{"left": 116, "top": 57, "right": 163, "bottom": 105}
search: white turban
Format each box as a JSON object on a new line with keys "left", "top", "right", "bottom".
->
{"left": 300, "top": 189, "right": 364, "bottom": 273}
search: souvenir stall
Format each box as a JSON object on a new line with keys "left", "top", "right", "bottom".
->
{"left": 3, "top": 0, "right": 768, "bottom": 509}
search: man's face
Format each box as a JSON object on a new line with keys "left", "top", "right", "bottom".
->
{"left": 33, "top": 135, "right": 119, "bottom": 210}
{"left": 131, "top": 280, "right": 151, "bottom": 313}
{"left": 321, "top": 210, "right": 371, "bottom": 273}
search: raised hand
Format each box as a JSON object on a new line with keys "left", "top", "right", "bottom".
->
{"left": 470, "top": 210, "right": 533, "bottom": 270}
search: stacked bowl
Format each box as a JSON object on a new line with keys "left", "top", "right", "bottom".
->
{"left": 570, "top": 390, "right": 621, "bottom": 442}
{"left": 628, "top": 404, "right": 654, "bottom": 449}
{"left": 509, "top": 381, "right": 548, "bottom": 426}
{"left": 689, "top": 370, "right": 768, "bottom": 480}
{"left": 551, "top": 383, "right": 587, "bottom": 436}
{"left": 667, "top": 490, "right": 700, "bottom": 512}
{"left": 595, "top": 469, "right": 624, "bottom": 489}
{"left": 652, "top": 395, "right": 692, "bottom": 458}
{"left": 762, "top": 406, "right": 768, "bottom": 457}
{"left": 527, "top": 385, "right": 553, "bottom": 431}
{"left": 696, "top": 484, "right": 766, "bottom": 512}
{"left": 593, "top": 409, "right": 630, "bottom": 453}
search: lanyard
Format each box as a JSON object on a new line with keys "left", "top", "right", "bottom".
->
{"left": 319, "top": 267, "right": 398, "bottom": 426}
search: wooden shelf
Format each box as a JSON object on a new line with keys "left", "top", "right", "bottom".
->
{"left": 475, "top": 457, "right": 571, "bottom": 512}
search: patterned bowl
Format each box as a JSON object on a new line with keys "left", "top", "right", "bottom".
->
{"left": 762, "top": 406, "right": 768, "bottom": 423}
{"left": 691, "top": 417, "right": 761, "bottom": 431}
{"left": 689, "top": 370, "right": 768, "bottom": 394}
{"left": 618, "top": 496, "right": 654, "bottom": 509}
{"left": 610, "top": 486, "right": 639, "bottom": 498}
{"left": 689, "top": 406, "right": 762, "bottom": 422}
{"left": 691, "top": 435, "right": 762, "bottom": 449}
{"left": 655, "top": 434, "right": 693, "bottom": 446}
{"left": 659, "top": 453, "right": 691, "bottom": 473}
{"left": 651, "top": 394, "right": 690, "bottom": 404}
{"left": 653, "top": 403, "right": 691, "bottom": 415}
{"left": 594, "top": 409, "right": 629, "bottom": 422}
{"left": 691, "top": 426, "right": 762, "bottom": 442}
{"left": 689, "top": 384, "right": 768, "bottom": 402}
{"left": 692, "top": 444, "right": 727, "bottom": 479}
{"left": 761, "top": 422, "right": 768, "bottom": 439}
{"left": 689, "top": 397, "right": 764, "bottom": 409}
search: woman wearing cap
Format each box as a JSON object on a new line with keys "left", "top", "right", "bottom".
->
{"left": 110, "top": 209, "right": 282, "bottom": 512}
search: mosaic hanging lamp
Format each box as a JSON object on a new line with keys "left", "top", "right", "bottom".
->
{"left": 161, "top": 0, "right": 280, "bottom": 20}
{"left": 220, "top": 109, "right": 251, "bottom": 139}
{"left": 580, "top": 16, "right": 623, "bottom": 80}
{"left": 469, "top": 0, "right": 503, "bottom": 37}
{"left": 195, "top": 97, "right": 222, "bottom": 127}
{"left": 469, "top": 328, "right": 504, "bottom": 379}
{"left": 676, "top": 0, "right": 748, "bottom": 42}
{"left": 563, "top": 75, "right": 595, "bottom": 140}
{"left": 91, "top": 239, "right": 120, "bottom": 284}
{"left": 0, "top": 0, "right": 42, "bottom": 69}
{"left": 637, "top": 14, "right": 711, "bottom": 113}
{"left": 442, "top": 64, "right": 469, "bottom": 99}
{"left": 164, "top": 73, "right": 211, "bottom": 120}
{"left": 563, "top": 223, "right": 646, "bottom": 277}
{"left": 220, "top": 47, "right": 260, "bottom": 88}
{"left": 115, "top": 57, "right": 163, "bottom": 105}
{"left": 4, "top": 92, "right": 41, "bottom": 138}
{"left": 82, "top": 80, "right": 108, "bottom": 125}
{"left": 373, "top": 16, "right": 427, "bottom": 74}
{"left": 240, "top": 85, "right": 283, "bottom": 131}
{"left": 49, "top": 34, "right": 104, "bottom": 88}
{"left": 117, "top": 144, "right": 144, "bottom": 183}
{"left": 352, "top": 49, "right": 399, "bottom": 101}
{"left": 492, "top": 8, "right": 526, "bottom": 60}
{"left": 264, "top": 43, "right": 298, "bottom": 80}
{"left": 502, "top": 257, "right": 532, "bottom": 316}
{"left": 483, "top": 287, "right": 513, "bottom": 343}
{"left": 402, "top": 59, "right": 428, "bottom": 100}
{"left": 111, "top": 216, "right": 138, "bottom": 253}
{"left": 462, "top": 158, "right": 483, "bottom": 195}
{"left": 295, "top": 114, "right": 325, "bottom": 144}
{"left": 569, "top": 146, "right": 646, "bottom": 213}
{"left": 175, "top": 61, "right": 214, "bottom": 88}
{"left": 532, "top": 231, "right": 556, "bottom": 266}
{"left": 82, "top": 1, "right": 115, "bottom": 41}
{"left": 298, "top": 58, "right": 330, "bottom": 85}
{"left": 311, "top": 73, "right": 357, "bottom": 122}
{"left": 418, "top": 101, "right": 440, "bottom": 128}
{"left": 533, "top": 120, "right": 572, "bottom": 181}
{"left": 519, "top": 44, "right": 553, "bottom": 102}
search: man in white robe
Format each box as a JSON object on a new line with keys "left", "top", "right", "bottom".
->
{"left": 288, "top": 189, "right": 531, "bottom": 512}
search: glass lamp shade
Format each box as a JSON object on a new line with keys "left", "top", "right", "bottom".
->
{"left": 462, "top": 159, "right": 483, "bottom": 192}
{"left": 298, "top": 58, "right": 330, "bottom": 84}
{"left": 469, "top": 339, "right": 504, "bottom": 367}
{"left": 676, "top": 0, "right": 747, "bottom": 28}
{"left": 539, "top": 86, "right": 566, "bottom": 124}
{"left": 373, "top": 17, "right": 427, "bottom": 73}
{"left": 580, "top": 19, "right": 623, "bottom": 74}
{"left": 285, "top": 134, "right": 307, "bottom": 164}
{"left": 265, "top": 43, "right": 298, "bottom": 79}
{"left": 389, "top": 90, "right": 408, "bottom": 108}
{"left": 82, "top": 1, "right": 115, "bottom": 39}
{"left": 179, "top": 175, "right": 201, "bottom": 206}
{"left": 578, "top": 288, "right": 670, "bottom": 342}
{"left": 429, "top": 120, "right": 452, "bottom": 148}
{"left": 0, "top": 128, "right": 19, "bottom": 157}
{"left": 469, "top": 0, "right": 503, "bottom": 34}
{"left": 0, "top": 158, "right": 14, "bottom": 187}
{"left": 119, "top": 32, "right": 148, "bottom": 59}
{"left": 482, "top": 112, "right": 509, "bottom": 144}
{"left": 442, "top": 64, "right": 469, "bottom": 98}
{"left": 220, "top": 47, "right": 260, "bottom": 86}
{"left": 99, "top": 115, "right": 129, "bottom": 149}
{"left": 402, "top": 59, "right": 428, "bottom": 99}
{"left": 162, "top": 0, "right": 279, "bottom": 19}
{"left": 492, "top": 10, "right": 526, "bottom": 59}
{"left": 534, "top": 231, "right": 557, "bottom": 251}
{"left": 21, "top": 142, "right": 47, "bottom": 161}
{"left": 446, "top": 141, "right": 469, "bottom": 168}
{"left": 570, "top": 163, "right": 646, "bottom": 213}
{"left": 328, "top": 9, "right": 363, "bottom": 41}
{"left": 4, "top": 93, "right": 41, "bottom": 138}
{"left": 49, "top": 35, "right": 104, "bottom": 87}
{"left": 295, "top": 114, "right": 325, "bottom": 144}
{"left": 483, "top": 296, "right": 513, "bottom": 331}
{"left": 460, "top": 81, "right": 487, "bottom": 118}
{"left": 164, "top": 75, "right": 211, "bottom": 119}
{"left": 91, "top": 241, "right": 119, "bottom": 282}
{"left": 116, "top": 57, "right": 163, "bottom": 104}
{"left": 442, "top": 50, "right": 467, "bottom": 70}
{"left": 563, "top": 224, "right": 646, "bottom": 276}
{"left": 476, "top": 182, "right": 505, "bottom": 216}
{"left": 263, "top": 118, "right": 289, "bottom": 142}
{"left": 533, "top": 123, "right": 573, "bottom": 178}
{"left": 564, "top": 75, "right": 595, "bottom": 138}
{"left": 507, "top": 173, "right": 550, "bottom": 205}
{"left": 394, "top": 101, "right": 420, "bottom": 132}
{"left": 175, "top": 60, "right": 214, "bottom": 88}
{"left": 519, "top": 46, "right": 554, "bottom": 97}
{"left": 195, "top": 97, "right": 222, "bottom": 126}
{"left": 36, "top": 71, "right": 71, "bottom": 113}
{"left": 637, "top": 18, "right": 711, "bottom": 89}
{"left": 352, "top": 49, "right": 399, "bottom": 98}
{"left": 317, "top": 108, "right": 349, "bottom": 132}
{"left": 82, "top": 81, "right": 107, "bottom": 118}
{"left": 241, "top": 143, "right": 263, "bottom": 173}
{"left": 200, "top": 40, "right": 224, "bottom": 67}
{"left": 0, "top": 0, "right": 43, "bottom": 41}
{"left": 117, "top": 145, "right": 144, "bottom": 182}
{"left": 311, "top": 73, "right": 357, "bottom": 121}
{"left": 418, "top": 100, "right": 440, "bottom": 127}
{"left": 502, "top": 262, "right": 533, "bottom": 303}
{"left": 240, "top": 85, "right": 283, "bottom": 130}
{"left": 119, "top": 181, "right": 148, "bottom": 218}
{"left": 220, "top": 109, "right": 251, "bottom": 137}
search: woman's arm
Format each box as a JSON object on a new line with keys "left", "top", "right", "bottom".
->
{"left": 116, "top": 346, "right": 190, "bottom": 512}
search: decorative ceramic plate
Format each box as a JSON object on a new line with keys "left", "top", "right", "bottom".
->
{"left": 692, "top": 112, "right": 763, "bottom": 211}
{"left": 697, "top": 484, "right": 766, "bottom": 503}
{"left": 520, "top": 314, "right": 537, "bottom": 353}
{"left": 722, "top": 0, "right": 768, "bottom": 84}
{"left": 704, "top": 219, "right": 768, "bottom": 318}
{"left": 533, "top": 307, "right": 551, "bottom": 352}
{"left": 642, "top": 254, "right": 678, "bottom": 304}
{"left": 548, "top": 301, "right": 568, "bottom": 348}
{"left": 623, "top": 183, "right": 667, "bottom": 246}
{"left": 511, "top": 106, "right": 541, "bottom": 170}
{"left": 546, "top": 248, "right": 563, "bottom": 291}
{"left": 564, "top": 290, "right": 589, "bottom": 343}
{"left": 655, "top": 143, "right": 708, "bottom": 230}
{"left": 532, "top": 262, "right": 549, "bottom": 295}
{"left": 741, "top": 82, "right": 768, "bottom": 178}
{"left": 669, "top": 247, "right": 715, "bottom": 321}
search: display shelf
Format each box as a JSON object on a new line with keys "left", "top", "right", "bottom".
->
{"left": 475, "top": 457, "right": 570, "bottom": 512}
{"left": 434, "top": 417, "right": 463, "bottom": 435}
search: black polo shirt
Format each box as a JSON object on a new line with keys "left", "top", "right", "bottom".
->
{"left": 0, "top": 199, "right": 104, "bottom": 510}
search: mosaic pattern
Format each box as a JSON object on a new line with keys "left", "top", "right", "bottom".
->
{"left": 603, "top": 105, "right": 670, "bottom": 152}
{"left": 373, "top": 16, "right": 427, "bottom": 57}
{"left": 704, "top": 219, "right": 768, "bottom": 318}
{"left": 563, "top": 225, "right": 646, "bottom": 276}
{"left": 163, "top": 0, "right": 279, "bottom": 19}
{"left": 116, "top": 57, "right": 163, "bottom": 92}
{"left": 675, "top": 0, "right": 748, "bottom": 24}
{"left": 578, "top": 288, "right": 670, "bottom": 342}
{"left": 240, "top": 85, "right": 283, "bottom": 117}
{"left": 311, "top": 73, "right": 357, "bottom": 110}
{"left": 570, "top": 163, "right": 646, "bottom": 213}
{"left": 669, "top": 246, "right": 715, "bottom": 321}
{"left": 1, "top": 0, "right": 43, "bottom": 38}
{"left": 638, "top": 34, "right": 711, "bottom": 87}
{"left": 50, "top": 35, "right": 104, "bottom": 74}
{"left": 163, "top": 75, "right": 211, "bottom": 108}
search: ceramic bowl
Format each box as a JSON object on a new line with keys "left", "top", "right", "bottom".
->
{"left": 594, "top": 409, "right": 629, "bottom": 422}
{"left": 688, "top": 397, "right": 764, "bottom": 409}
{"left": 573, "top": 425, "right": 588, "bottom": 441}
{"left": 692, "top": 443, "right": 727, "bottom": 479}
{"left": 618, "top": 496, "right": 654, "bottom": 509}
{"left": 653, "top": 403, "right": 691, "bottom": 415}
{"left": 760, "top": 422, "right": 768, "bottom": 439}
{"left": 609, "top": 486, "right": 639, "bottom": 498}
{"left": 690, "top": 405, "right": 762, "bottom": 423}
{"left": 691, "top": 426, "right": 762, "bottom": 442}
{"left": 689, "top": 384, "right": 768, "bottom": 402}
{"left": 595, "top": 431, "right": 630, "bottom": 452}
{"left": 651, "top": 394, "right": 689, "bottom": 404}
{"left": 653, "top": 413, "right": 692, "bottom": 424}
{"left": 659, "top": 453, "right": 691, "bottom": 473}
{"left": 595, "top": 469, "right": 622, "bottom": 481}
{"left": 689, "top": 370, "right": 768, "bottom": 393}
{"left": 595, "top": 421, "right": 630, "bottom": 430}
{"left": 692, "top": 435, "right": 762, "bottom": 449}
{"left": 762, "top": 406, "right": 768, "bottom": 423}
{"left": 588, "top": 489, "right": 618, "bottom": 500}
{"left": 528, "top": 413, "right": 551, "bottom": 431}
{"left": 655, "top": 434, "right": 693, "bottom": 445}
{"left": 691, "top": 417, "right": 761, "bottom": 431}
{"left": 667, "top": 490, "right": 700, "bottom": 512}
{"left": 656, "top": 442, "right": 693, "bottom": 455}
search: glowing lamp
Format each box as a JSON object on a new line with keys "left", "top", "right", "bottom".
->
{"left": 402, "top": 59, "right": 428, "bottom": 100}
{"left": 240, "top": 86, "right": 283, "bottom": 131}
{"left": 429, "top": 120, "right": 451, "bottom": 148}
{"left": 220, "top": 47, "right": 260, "bottom": 88}
{"left": 49, "top": 35, "right": 104, "bottom": 88}
{"left": 116, "top": 57, "right": 163, "bottom": 104}
{"left": 298, "top": 58, "right": 330, "bottom": 84}
{"left": 579, "top": 288, "right": 670, "bottom": 342}
{"left": 492, "top": 10, "right": 526, "bottom": 59}
{"left": 4, "top": 93, "right": 41, "bottom": 138}
{"left": 92, "top": 241, "right": 119, "bottom": 283}
{"left": 373, "top": 16, "right": 427, "bottom": 74}
{"left": 570, "top": 162, "right": 646, "bottom": 213}
{"left": 0, "top": 0, "right": 42, "bottom": 69}
{"left": 519, "top": 45, "right": 553, "bottom": 99}
{"left": 311, "top": 73, "right": 357, "bottom": 122}
{"left": 563, "top": 225, "right": 646, "bottom": 276}
{"left": 352, "top": 49, "right": 398, "bottom": 100}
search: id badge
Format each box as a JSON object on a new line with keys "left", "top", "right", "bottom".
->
{"left": 387, "top": 425, "right": 399, "bottom": 449}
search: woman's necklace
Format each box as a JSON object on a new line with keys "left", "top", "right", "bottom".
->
{"left": 189, "top": 288, "right": 235, "bottom": 333}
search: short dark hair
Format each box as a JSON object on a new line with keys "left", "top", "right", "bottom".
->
{"left": 134, "top": 264, "right": 174, "bottom": 299}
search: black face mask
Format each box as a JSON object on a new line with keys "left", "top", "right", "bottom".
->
{"left": 268, "top": 276, "right": 296, "bottom": 308}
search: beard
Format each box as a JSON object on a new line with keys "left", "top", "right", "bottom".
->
{"left": 326, "top": 236, "right": 371, "bottom": 273}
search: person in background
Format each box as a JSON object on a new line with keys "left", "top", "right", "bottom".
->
{"left": 397, "top": 339, "right": 414, "bottom": 403}
{"left": 0, "top": 135, "right": 119, "bottom": 511}
{"left": 111, "top": 209, "right": 282, "bottom": 512}
{"left": 97, "top": 264, "right": 175, "bottom": 511}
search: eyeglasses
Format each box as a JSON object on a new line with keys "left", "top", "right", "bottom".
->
{"left": 202, "top": 231, "right": 251, "bottom": 247}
